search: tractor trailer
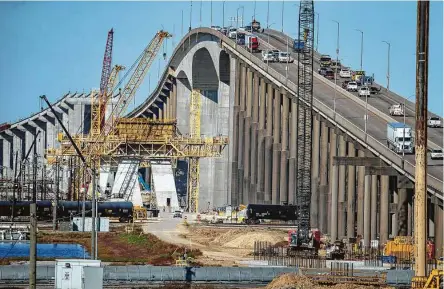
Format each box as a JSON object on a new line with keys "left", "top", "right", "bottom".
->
{"left": 387, "top": 122, "right": 414, "bottom": 154}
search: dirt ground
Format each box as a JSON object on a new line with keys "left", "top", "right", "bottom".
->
{"left": 153, "top": 222, "right": 288, "bottom": 266}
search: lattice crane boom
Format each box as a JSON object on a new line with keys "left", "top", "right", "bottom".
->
{"left": 295, "top": 0, "right": 315, "bottom": 246}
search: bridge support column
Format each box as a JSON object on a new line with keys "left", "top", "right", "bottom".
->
{"left": 428, "top": 199, "right": 435, "bottom": 238}
{"left": 230, "top": 59, "right": 240, "bottom": 206}
{"left": 397, "top": 187, "right": 409, "bottom": 236}
{"left": 271, "top": 88, "right": 281, "bottom": 204}
{"left": 237, "top": 64, "right": 246, "bottom": 204}
{"left": 279, "top": 90, "right": 289, "bottom": 205}
{"left": 329, "top": 129, "right": 337, "bottom": 238}
{"left": 318, "top": 120, "right": 328, "bottom": 233}
{"left": 263, "top": 84, "right": 273, "bottom": 204}
{"left": 243, "top": 69, "right": 252, "bottom": 204}
{"left": 364, "top": 174, "right": 371, "bottom": 247}
{"left": 250, "top": 72, "right": 259, "bottom": 204}
{"left": 356, "top": 149, "right": 365, "bottom": 237}
{"left": 1, "top": 136, "right": 12, "bottom": 176}
{"left": 371, "top": 175, "right": 378, "bottom": 241}
{"left": 434, "top": 203, "right": 443, "bottom": 257}
{"left": 310, "top": 115, "right": 320, "bottom": 228}
{"left": 172, "top": 81, "right": 177, "bottom": 118}
{"left": 390, "top": 176, "right": 398, "bottom": 237}
{"left": 337, "top": 135, "right": 346, "bottom": 239}
{"left": 380, "top": 175, "right": 390, "bottom": 245}
{"left": 256, "top": 78, "right": 267, "bottom": 202}
{"left": 346, "top": 142, "right": 356, "bottom": 238}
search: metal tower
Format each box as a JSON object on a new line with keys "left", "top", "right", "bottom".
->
{"left": 295, "top": 0, "right": 315, "bottom": 245}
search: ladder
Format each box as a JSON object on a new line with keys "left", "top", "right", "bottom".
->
{"left": 117, "top": 160, "right": 140, "bottom": 200}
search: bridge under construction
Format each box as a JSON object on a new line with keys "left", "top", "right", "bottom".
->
{"left": 0, "top": 0, "right": 442, "bottom": 284}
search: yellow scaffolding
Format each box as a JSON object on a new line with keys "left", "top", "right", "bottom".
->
{"left": 187, "top": 89, "right": 201, "bottom": 213}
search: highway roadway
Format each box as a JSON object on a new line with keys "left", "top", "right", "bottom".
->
{"left": 243, "top": 31, "right": 443, "bottom": 184}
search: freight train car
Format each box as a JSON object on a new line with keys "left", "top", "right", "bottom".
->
{"left": 244, "top": 204, "right": 298, "bottom": 224}
{"left": 0, "top": 201, "right": 52, "bottom": 221}
{"left": 0, "top": 201, "right": 133, "bottom": 223}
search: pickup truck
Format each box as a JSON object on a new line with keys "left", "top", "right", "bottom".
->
{"left": 389, "top": 104, "right": 404, "bottom": 116}
{"left": 358, "top": 86, "right": 371, "bottom": 97}
{"left": 346, "top": 81, "right": 358, "bottom": 92}
{"left": 427, "top": 117, "right": 442, "bottom": 128}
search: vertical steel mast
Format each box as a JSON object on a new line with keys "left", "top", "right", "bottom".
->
{"left": 295, "top": 0, "right": 314, "bottom": 246}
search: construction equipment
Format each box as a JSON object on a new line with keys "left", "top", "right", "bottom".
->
{"left": 293, "top": 0, "right": 316, "bottom": 254}
{"left": 412, "top": 269, "right": 443, "bottom": 289}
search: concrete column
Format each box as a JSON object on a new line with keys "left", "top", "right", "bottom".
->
{"left": 356, "top": 149, "right": 365, "bottom": 237}
{"left": 243, "top": 69, "right": 252, "bottom": 204}
{"left": 329, "top": 129, "right": 337, "bottom": 236}
{"left": 391, "top": 176, "right": 399, "bottom": 237}
{"left": 310, "top": 115, "right": 320, "bottom": 227}
{"left": 434, "top": 203, "right": 443, "bottom": 258}
{"left": 250, "top": 72, "right": 259, "bottom": 203}
{"left": 271, "top": 88, "right": 281, "bottom": 204}
{"left": 337, "top": 135, "right": 346, "bottom": 239}
{"left": 380, "top": 175, "right": 390, "bottom": 245}
{"left": 230, "top": 60, "right": 240, "bottom": 205}
{"left": 1, "top": 136, "right": 12, "bottom": 173}
{"left": 263, "top": 84, "right": 273, "bottom": 204}
{"left": 364, "top": 174, "right": 371, "bottom": 247}
{"left": 370, "top": 175, "right": 378, "bottom": 241}
{"left": 237, "top": 64, "right": 246, "bottom": 204}
{"left": 256, "top": 78, "right": 266, "bottom": 202}
{"left": 279, "top": 91, "right": 289, "bottom": 205}
{"left": 429, "top": 199, "right": 435, "bottom": 238}
{"left": 347, "top": 142, "right": 356, "bottom": 238}
{"left": 397, "top": 188, "right": 408, "bottom": 236}
{"left": 172, "top": 82, "right": 177, "bottom": 118}
{"left": 318, "top": 121, "right": 329, "bottom": 233}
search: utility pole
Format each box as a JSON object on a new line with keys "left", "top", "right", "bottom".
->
{"left": 382, "top": 40, "right": 391, "bottom": 91}
{"left": 91, "top": 162, "right": 97, "bottom": 260}
{"left": 414, "top": 0, "right": 429, "bottom": 278}
{"left": 53, "top": 160, "right": 59, "bottom": 231}
{"left": 82, "top": 169, "right": 86, "bottom": 232}
{"left": 29, "top": 134, "right": 37, "bottom": 289}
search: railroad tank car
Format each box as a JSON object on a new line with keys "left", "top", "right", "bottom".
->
{"left": 0, "top": 201, "right": 52, "bottom": 221}
{"left": 57, "top": 201, "right": 133, "bottom": 222}
{"left": 245, "top": 204, "right": 298, "bottom": 224}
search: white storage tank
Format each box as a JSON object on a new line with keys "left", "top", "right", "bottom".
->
{"left": 55, "top": 259, "right": 102, "bottom": 289}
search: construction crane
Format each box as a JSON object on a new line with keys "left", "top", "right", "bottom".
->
{"left": 293, "top": 0, "right": 317, "bottom": 254}
{"left": 91, "top": 29, "right": 114, "bottom": 137}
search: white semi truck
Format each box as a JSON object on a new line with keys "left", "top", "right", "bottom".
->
{"left": 387, "top": 122, "right": 414, "bottom": 154}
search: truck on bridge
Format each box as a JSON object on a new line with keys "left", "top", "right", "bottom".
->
{"left": 387, "top": 122, "right": 414, "bottom": 154}
{"left": 293, "top": 39, "right": 305, "bottom": 53}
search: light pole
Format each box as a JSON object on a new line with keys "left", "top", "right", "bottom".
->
{"left": 355, "top": 29, "right": 364, "bottom": 71}
{"left": 315, "top": 12, "right": 320, "bottom": 52}
{"left": 189, "top": 0, "right": 192, "bottom": 32}
{"left": 210, "top": 0, "right": 213, "bottom": 27}
{"left": 199, "top": 0, "right": 202, "bottom": 27}
{"left": 332, "top": 20, "right": 340, "bottom": 121}
{"left": 402, "top": 94, "right": 415, "bottom": 165}
{"left": 253, "top": 0, "right": 256, "bottom": 20}
{"left": 267, "top": 0, "right": 269, "bottom": 34}
{"left": 382, "top": 40, "right": 391, "bottom": 91}
{"left": 236, "top": 6, "right": 244, "bottom": 46}
{"left": 281, "top": 0, "right": 284, "bottom": 32}
{"left": 267, "top": 23, "right": 275, "bottom": 46}
{"left": 365, "top": 93, "right": 368, "bottom": 142}
{"left": 222, "top": 1, "right": 226, "bottom": 29}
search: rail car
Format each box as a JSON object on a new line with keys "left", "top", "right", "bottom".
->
{"left": 244, "top": 204, "right": 298, "bottom": 224}
{"left": 0, "top": 201, "right": 133, "bottom": 223}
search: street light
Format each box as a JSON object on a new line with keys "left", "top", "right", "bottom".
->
{"left": 267, "top": 0, "right": 269, "bottom": 34}
{"left": 236, "top": 6, "right": 244, "bottom": 46}
{"left": 281, "top": 0, "right": 284, "bottom": 32}
{"left": 210, "top": 0, "right": 212, "bottom": 27}
{"left": 402, "top": 94, "right": 415, "bottom": 166}
{"left": 315, "top": 12, "right": 320, "bottom": 52}
{"left": 267, "top": 22, "right": 276, "bottom": 46}
{"left": 355, "top": 29, "right": 364, "bottom": 71}
{"left": 332, "top": 20, "right": 340, "bottom": 121}
{"left": 382, "top": 40, "right": 391, "bottom": 91}
{"left": 199, "top": 0, "right": 202, "bottom": 27}
{"left": 189, "top": 0, "right": 192, "bottom": 32}
{"left": 222, "top": 1, "right": 226, "bottom": 30}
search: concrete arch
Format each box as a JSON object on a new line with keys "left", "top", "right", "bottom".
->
{"left": 176, "top": 70, "right": 191, "bottom": 91}
{"left": 192, "top": 47, "right": 219, "bottom": 91}
{"left": 219, "top": 50, "right": 230, "bottom": 85}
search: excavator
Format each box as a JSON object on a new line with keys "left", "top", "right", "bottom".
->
{"left": 412, "top": 269, "right": 443, "bottom": 289}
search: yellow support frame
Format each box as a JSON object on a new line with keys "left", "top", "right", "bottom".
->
{"left": 188, "top": 89, "right": 201, "bottom": 213}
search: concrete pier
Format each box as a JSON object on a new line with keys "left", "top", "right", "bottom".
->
{"left": 380, "top": 175, "right": 390, "bottom": 245}
{"left": 337, "top": 135, "right": 346, "bottom": 239}
{"left": 310, "top": 116, "right": 320, "bottom": 228}
{"left": 271, "top": 88, "right": 281, "bottom": 204}
{"left": 347, "top": 142, "right": 356, "bottom": 238}
{"left": 329, "top": 129, "right": 337, "bottom": 238}
{"left": 263, "top": 84, "right": 274, "bottom": 204}
{"left": 356, "top": 149, "right": 365, "bottom": 237}
{"left": 279, "top": 90, "right": 289, "bottom": 205}
{"left": 318, "top": 121, "right": 329, "bottom": 233}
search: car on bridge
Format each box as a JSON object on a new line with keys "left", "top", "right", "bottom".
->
{"left": 318, "top": 67, "right": 328, "bottom": 76}
{"left": 330, "top": 60, "right": 341, "bottom": 70}
{"left": 228, "top": 28, "right": 237, "bottom": 39}
{"left": 210, "top": 26, "right": 222, "bottom": 31}
{"left": 278, "top": 52, "right": 294, "bottom": 63}
{"left": 262, "top": 50, "right": 275, "bottom": 62}
{"left": 431, "top": 149, "right": 443, "bottom": 160}
{"left": 427, "top": 117, "right": 442, "bottom": 128}
{"left": 358, "top": 86, "right": 371, "bottom": 98}
{"left": 324, "top": 69, "right": 335, "bottom": 80}
{"left": 346, "top": 81, "right": 358, "bottom": 92}
{"left": 339, "top": 68, "right": 351, "bottom": 78}
{"left": 319, "top": 55, "right": 332, "bottom": 67}
{"left": 389, "top": 104, "right": 405, "bottom": 116}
